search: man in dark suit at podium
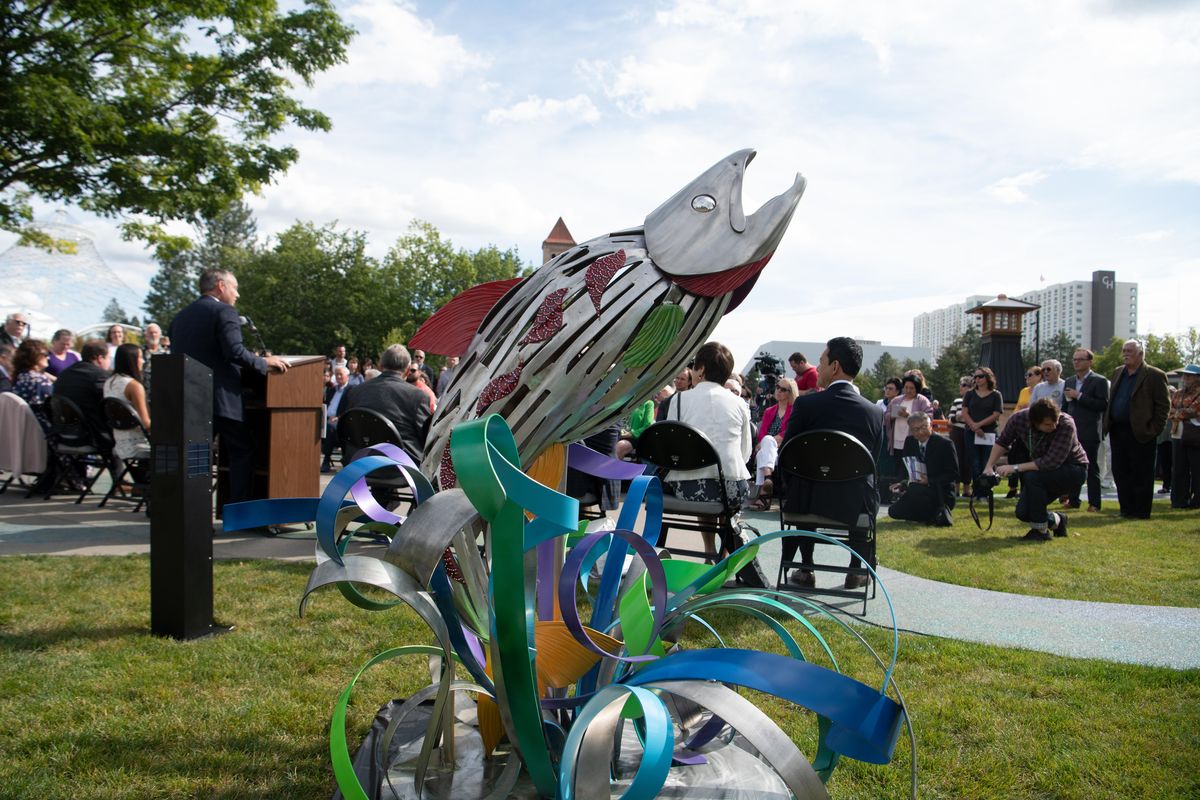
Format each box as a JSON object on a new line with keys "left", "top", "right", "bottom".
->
{"left": 779, "top": 336, "right": 884, "bottom": 590}
{"left": 169, "top": 268, "right": 289, "bottom": 507}
{"left": 887, "top": 411, "right": 958, "bottom": 525}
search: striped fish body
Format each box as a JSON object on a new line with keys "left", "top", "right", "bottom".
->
{"left": 416, "top": 149, "right": 806, "bottom": 481}
{"left": 421, "top": 228, "right": 728, "bottom": 475}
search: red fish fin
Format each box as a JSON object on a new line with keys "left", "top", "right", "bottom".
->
{"left": 409, "top": 278, "right": 524, "bottom": 356}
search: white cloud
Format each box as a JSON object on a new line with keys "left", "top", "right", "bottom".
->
{"left": 484, "top": 94, "right": 600, "bottom": 125}
{"left": 580, "top": 55, "right": 717, "bottom": 115}
{"left": 1124, "top": 229, "right": 1171, "bottom": 242}
{"left": 985, "top": 170, "right": 1048, "bottom": 204}
{"left": 317, "top": 0, "right": 490, "bottom": 89}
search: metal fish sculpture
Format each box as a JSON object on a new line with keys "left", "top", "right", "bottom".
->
{"left": 412, "top": 149, "right": 806, "bottom": 482}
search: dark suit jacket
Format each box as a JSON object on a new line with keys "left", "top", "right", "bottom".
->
{"left": 1062, "top": 372, "right": 1108, "bottom": 443}
{"left": 1104, "top": 363, "right": 1170, "bottom": 444}
{"left": 900, "top": 434, "right": 958, "bottom": 510}
{"left": 168, "top": 295, "right": 267, "bottom": 422}
{"left": 0, "top": 367, "right": 12, "bottom": 393}
{"left": 53, "top": 360, "right": 113, "bottom": 447}
{"left": 339, "top": 372, "right": 432, "bottom": 463}
{"left": 781, "top": 381, "right": 884, "bottom": 528}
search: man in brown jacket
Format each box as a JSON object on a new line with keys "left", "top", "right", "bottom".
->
{"left": 1103, "top": 340, "right": 1170, "bottom": 518}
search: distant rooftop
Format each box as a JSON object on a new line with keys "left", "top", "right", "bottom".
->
{"left": 542, "top": 217, "right": 575, "bottom": 245}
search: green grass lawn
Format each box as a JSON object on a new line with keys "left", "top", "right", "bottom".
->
{"left": 875, "top": 501, "right": 1200, "bottom": 606}
{"left": 1, "top": 555, "right": 1197, "bottom": 799}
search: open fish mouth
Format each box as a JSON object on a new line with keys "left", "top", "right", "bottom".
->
{"left": 644, "top": 149, "right": 806, "bottom": 295}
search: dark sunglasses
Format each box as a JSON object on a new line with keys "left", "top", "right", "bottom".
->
{"left": 973, "top": 374, "right": 986, "bottom": 379}
{"left": 1025, "top": 372, "right": 1038, "bottom": 377}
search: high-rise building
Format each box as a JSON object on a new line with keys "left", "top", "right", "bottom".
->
{"left": 912, "top": 295, "right": 988, "bottom": 358}
{"left": 1014, "top": 270, "right": 1137, "bottom": 354}
{"left": 913, "top": 271, "right": 1137, "bottom": 359}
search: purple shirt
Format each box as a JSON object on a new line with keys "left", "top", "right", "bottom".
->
{"left": 46, "top": 349, "right": 80, "bottom": 376}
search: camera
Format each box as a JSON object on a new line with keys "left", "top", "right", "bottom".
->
{"left": 753, "top": 352, "right": 784, "bottom": 398}
{"left": 753, "top": 351, "right": 783, "bottom": 378}
{"left": 975, "top": 473, "right": 1001, "bottom": 492}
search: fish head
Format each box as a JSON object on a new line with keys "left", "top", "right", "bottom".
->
{"left": 643, "top": 148, "right": 805, "bottom": 302}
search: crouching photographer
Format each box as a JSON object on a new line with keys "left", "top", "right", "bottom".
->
{"left": 983, "top": 398, "right": 1088, "bottom": 542}
{"left": 887, "top": 412, "right": 958, "bottom": 526}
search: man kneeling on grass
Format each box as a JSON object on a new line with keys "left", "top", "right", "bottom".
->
{"left": 983, "top": 398, "right": 1088, "bottom": 542}
{"left": 887, "top": 411, "right": 958, "bottom": 526}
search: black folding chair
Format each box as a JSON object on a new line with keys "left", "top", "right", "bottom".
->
{"left": 101, "top": 397, "right": 150, "bottom": 512}
{"left": 775, "top": 429, "right": 878, "bottom": 614}
{"left": 337, "top": 408, "right": 417, "bottom": 513}
{"left": 39, "top": 395, "right": 112, "bottom": 503}
{"left": 636, "top": 421, "right": 738, "bottom": 561}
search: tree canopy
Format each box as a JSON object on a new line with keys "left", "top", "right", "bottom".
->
{"left": 221, "top": 218, "right": 531, "bottom": 361}
{"left": 143, "top": 200, "right": 258, "bottom": 328}
{"left": 927, "top": 327, "right": 982, "bottom": 406}
{"left": 0, "top": 0, "right": 353, "bottom": 244}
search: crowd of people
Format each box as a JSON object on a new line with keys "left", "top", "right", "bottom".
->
{"left": 602, "top": 338, "right": 1197, "bottom": 577}
{"left": 9, "top": 286, "right": 1197, "bottom": 549}
{"left": 1, "top": 312, "right": 157, "bottom": 493}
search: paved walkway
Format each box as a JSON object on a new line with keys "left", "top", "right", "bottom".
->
{"left": 2, "top": 479, "right": 1197, "bottom": 670}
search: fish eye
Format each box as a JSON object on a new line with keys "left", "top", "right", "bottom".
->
{"left": 691, "top": 194, "right": 716, "bottom": 212}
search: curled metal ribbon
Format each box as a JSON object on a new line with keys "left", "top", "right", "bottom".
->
{"left": 232, "top": 415, "right": 914, "bottom": 798}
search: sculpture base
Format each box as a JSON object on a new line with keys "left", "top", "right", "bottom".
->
{"left": 351, "top": 699, "right": 792, "bottom": 799}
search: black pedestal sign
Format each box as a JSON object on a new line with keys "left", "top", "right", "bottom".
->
{"left": 149, "top": 354, "right": 230, "bottom": 639}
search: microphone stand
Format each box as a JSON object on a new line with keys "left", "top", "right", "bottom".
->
{"left": 239, "top": 315, "right": 270, "bottom": 356}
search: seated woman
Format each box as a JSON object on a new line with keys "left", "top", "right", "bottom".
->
{"left": 103, "top": 344, "right": 151, "bottom": 468}
{"left": 616, "top": 384, "right": 673, "bottom": 461}
{"left": 12, "top": 339, "right": 55, "bottom": 432}
{"left": 46, "top": 329, "right": 80, "bottom": 377}
{"left": 659, "top": 342, "right": 752, "bottom": 561}
{"left": 748, "top": 377, "right": 797, "bottom": 511}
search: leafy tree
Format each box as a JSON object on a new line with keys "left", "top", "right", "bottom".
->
{"left": 1042, "top": 330, "right": 1081, "bottom": 367}
{"left": 1179, "top": 327, "right": 1200, "bottom": 365}
{"left": 1093, "top": 333, "right": 1186, "bottom": 377}
{"left": 1094, "top": 337, "right": 1125, "bottom": 378}
{"left": 854, "top": 372, "right": 880, "bottom": 402}
{"left": 929, "top": 328, "right": 982, "bottom": 408}
{"left": 143, "top": 201, "right": 259, "bottom": 328}
{"left": 213, "top": 218, "right": 531, "bottom": 362}
{"left": 235, "top": 222, "right": 378, "bottom": 357}
{"left": 0, "top": 1, "right": 354, "bottom": 244}
{"left": 381, "top": 220, "right": 531, "bottom": 344}
{"left": 1144, "top": 333, "right": 1184, "bottom": 373}
{"left": 871, "top": 352, "right": 900, "bottom": 389}
{"left": 102, "top": 298, "right": 129, "bottom": 324}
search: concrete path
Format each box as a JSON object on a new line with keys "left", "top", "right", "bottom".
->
{"left": 2, "top": 478, "right": 1197, "bottom": 669}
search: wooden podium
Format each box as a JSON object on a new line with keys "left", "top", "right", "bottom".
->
{"left": 216, "top": 355, "right": 326, "bottom": 511}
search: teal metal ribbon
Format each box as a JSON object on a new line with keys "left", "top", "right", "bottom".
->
{"left": 271, "top": 414, "right": 915, "bottom": 798}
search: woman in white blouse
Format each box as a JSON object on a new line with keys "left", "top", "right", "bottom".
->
{"left": 659, "top": 341, "right": 753, "bottom": 560}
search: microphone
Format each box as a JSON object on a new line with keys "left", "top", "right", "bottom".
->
{"left": 238, "top": 315, "right": 269, "bottom": 355}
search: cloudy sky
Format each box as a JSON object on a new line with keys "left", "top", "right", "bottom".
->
{"left": 6, "top": 0, "right": 1199, "bottom": 363}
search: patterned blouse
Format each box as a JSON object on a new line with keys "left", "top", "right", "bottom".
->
{"left": 1169, "top": 385, "right": 1200, "bottom": 439}
{"left": 13, "top": 370, "right": 54, "bottom": 432}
